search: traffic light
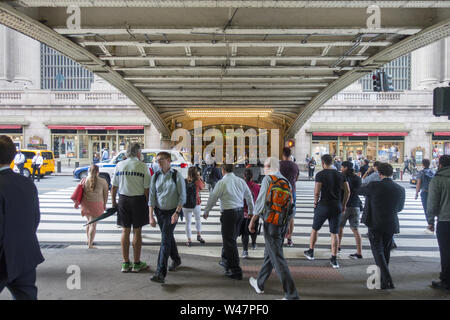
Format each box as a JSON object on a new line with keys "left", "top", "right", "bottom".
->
{"left": 286, "top": 139, "right": 295, "bottom": 148}
{"left": 383, "top": 72, "right": 394, "bottom": 91}
{"left": 372, "top": 71, "right": 382, "bottom": 92}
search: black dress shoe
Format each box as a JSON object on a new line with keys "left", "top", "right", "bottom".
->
{"left": 169, "top": 261, "right": 181, "bottom": 272}
{"left": 431, "top": 280, "right": 450, "bottom": 290}
{"left": 150, "top": 274, "right": 165, "bottom": 284}
{"left": 381, "top": 282, "right": 395, "bottom": 290}
{"left": 224, "top": 270, "right": 243, "bottom": 280}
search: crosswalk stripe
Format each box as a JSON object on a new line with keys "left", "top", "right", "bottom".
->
{"left": 36, "top": 182, "right": 440, "bottom": 259}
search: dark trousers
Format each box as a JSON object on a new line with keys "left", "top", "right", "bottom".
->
{"left": 257, "top": 221, "right": 299, "bottom": 300}
{"left": 17, "top": 163, "right": 24, "bottom": 175}
{"left": 240, "top": 218, "right": 258, "bottom": 251}
{"left": 368, "top": 229, "right": 394, "bottom": 286}
{"left": 437, "top": 221, "right": 450, "bottom": 286}
{"left": 420, "top": 191, "right": 428, "bottom": 221}
{"left": 31, "top": 165, "right": 41, "bottom": 181}
{"left": 0, "top": 268, "right": 38, "bottom": 300}
{"left": 155, "top": 208, "right": 181, "bottom": 278}
{"left": 220, "top": 210, "right": 243, "bottom": 275}
{"left": 308, "top": 168, "right": 315, "bottom": 178}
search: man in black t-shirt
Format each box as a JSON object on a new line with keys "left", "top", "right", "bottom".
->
{"left": 304, "top": 154, "right": 350, "bottom": 269}
{"left": 338, "top": 161, "right": 363, "bottom": 259}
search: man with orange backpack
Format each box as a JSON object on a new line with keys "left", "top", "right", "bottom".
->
{"left": 248, "top": 157, "right": 299, "bottom": 300}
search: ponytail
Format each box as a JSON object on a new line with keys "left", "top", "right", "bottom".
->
{"left": 86, "top": 164, "right": 99, "bottom": 191}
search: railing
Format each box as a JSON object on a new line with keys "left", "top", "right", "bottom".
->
{"left": 0, "top": 90, "right": 134, "bottom": 105}
{"left": 0, "top": 92, "right": 22, "bottom": 100}
{"left": 0, "top": 89, "right": 433, "bottom": 107}
{"left": 326, "top": 91, "right": 432, "bottom": 106}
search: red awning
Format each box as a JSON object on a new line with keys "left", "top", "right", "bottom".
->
{"left": 47, "top": 125, "right": 144, "bottom": 130}
{"left": 434, "top": 132, "right": 450, "bottom": 136}
{"left": 0, "top": 125, "right": 22, "bottom": 129}
{"left": 312, "top": 132, "right": 408, "bottom": 137}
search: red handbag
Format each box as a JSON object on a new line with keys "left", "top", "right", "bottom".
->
{"left": 71, "top": 180, "right": 85, "bottom": 209}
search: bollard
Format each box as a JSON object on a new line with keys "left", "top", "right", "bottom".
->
{"left": 75, "top": 161, "right": 79, "bottom": 168}
{"left": 57, "top": 161, "right": 61, "bottom": 173}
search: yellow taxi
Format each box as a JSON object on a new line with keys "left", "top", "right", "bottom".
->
{"left": 10, "top": 149, "right": 55, "bottom": 178}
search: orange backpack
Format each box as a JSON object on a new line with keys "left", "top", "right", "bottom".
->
{"left": 263, "top": 175, "right": 293, "bottom": 226}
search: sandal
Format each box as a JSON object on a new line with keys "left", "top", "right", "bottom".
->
{"left": 185, "top": 241, "right": 192, "bottom": 247}
{"left": 197, "top": 235, "right": 206, "bottom": 244}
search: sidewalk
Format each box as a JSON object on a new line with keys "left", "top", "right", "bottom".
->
{"left": 1, "top": 247, "right": 448, "bottom": 300}
{"left": 53, "top": 165, "right": 79, "bottom": 176}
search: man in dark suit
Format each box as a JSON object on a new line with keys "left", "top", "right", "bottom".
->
{"left": 0, "top": 135, "right": 44, "bottom": 300}
{"left": 358, "top": 162, "right": 405, "bottom": 289}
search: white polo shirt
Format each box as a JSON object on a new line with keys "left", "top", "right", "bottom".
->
{"left": 112, "top": 157, "right": 151, "bottom": 196}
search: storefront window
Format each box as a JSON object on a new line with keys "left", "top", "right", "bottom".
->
{"left": 311, "top": 141, "right": 337, "bottom": 165}
{"left": 53, "top": 135, "right": 77, "bottom": 159}
{"left": 3, "top": 134, "right": 23, "bottom": 150}
{"left": 367, "top": 142, "right": 377, "bottom": 161}
{"left": 432, "top": 141, "right": 450, "bottom": 158}
{"left": 119, "top": 135, "right": 144, "bottom": 151}
{"left": 377, "top": 141, "right": 404, "bottom": 164}
{"left": 79, "top": 135, "right": 89, "bottom": 159}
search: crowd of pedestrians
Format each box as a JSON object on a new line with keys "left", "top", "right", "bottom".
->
{"left": 1, "top": 134, "right": 449, "bottom": 300}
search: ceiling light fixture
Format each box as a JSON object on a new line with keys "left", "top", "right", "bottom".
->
{"left": 184, "top": 108, "right": 273, "bottom": 118}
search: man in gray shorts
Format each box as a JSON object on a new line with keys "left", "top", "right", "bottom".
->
{"left": 338, "top": 161, "right": 363, "bottom": 259}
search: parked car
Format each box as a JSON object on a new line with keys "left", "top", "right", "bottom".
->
{"left": 73, "top": 149, "right": 191, "bottom": 184}
{"left": 11, "top": 149, "right": 55, "bottom": 178}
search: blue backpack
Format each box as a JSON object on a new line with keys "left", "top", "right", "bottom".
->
{"left": 420, "top": 169, "right": 434, "bottom": 191}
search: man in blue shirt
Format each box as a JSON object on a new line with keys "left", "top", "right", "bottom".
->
{"left": 149, "top": 152, "right": 186, "bottom": 284}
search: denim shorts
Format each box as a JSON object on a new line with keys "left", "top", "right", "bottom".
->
{"left": 339, "top": 207, "right": 361, "bottom": 230}
{"left": 312, "top": 203, "right": 341, "bottom": 234}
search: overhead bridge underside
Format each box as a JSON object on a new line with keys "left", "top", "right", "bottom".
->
{"left": 1, "top": 1, "right": 450, "bottom": 137}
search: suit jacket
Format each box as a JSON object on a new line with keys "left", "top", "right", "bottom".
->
{"left": 0, "top": 169, "right": 44, "bottom": 282}
{"left": 358, "top": 178, "right": 405, "bottom": 234}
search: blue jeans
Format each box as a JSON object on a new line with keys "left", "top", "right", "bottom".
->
{"left": 420, "top": 191, "right": 428, "bottom": 222}
{"left": 155, "top": 208, "right": 181, "bottom": 278}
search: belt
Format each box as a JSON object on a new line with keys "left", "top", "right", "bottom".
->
{"left": 222, "top": 208, "right": 243, "bottom": 214}
{"left": 155, "top": 207, "right": 177, "bottom": 214}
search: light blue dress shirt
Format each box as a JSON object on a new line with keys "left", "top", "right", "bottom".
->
{"left": 149, "top": 168, "right": 186, "bottom": 210}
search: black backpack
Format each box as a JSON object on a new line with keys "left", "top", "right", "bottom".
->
{"left": 184, "top": 179, "right": 197, "bottom": 209}
{"left": 204, "top": 165, "right": 214, "bottom": 184}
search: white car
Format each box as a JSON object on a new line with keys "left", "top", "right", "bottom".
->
{"left": 142, "top": 149, "right": 191, "bottom": 179}
{"left": 73, "top": 149, "right": 191, "bottom": 184}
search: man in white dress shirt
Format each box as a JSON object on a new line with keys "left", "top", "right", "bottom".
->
{"left": 204, "top": 164, "right": 254, "bottom": 280}
{"left": 31, "top": 152, "right": 43, "bottom": 182}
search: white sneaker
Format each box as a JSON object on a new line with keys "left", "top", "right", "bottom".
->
{"left": 249, "top": 277, "right": 264, "bottom": 294}
{"left": 276, "top": 297, "right": 288, "bottom": 300}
